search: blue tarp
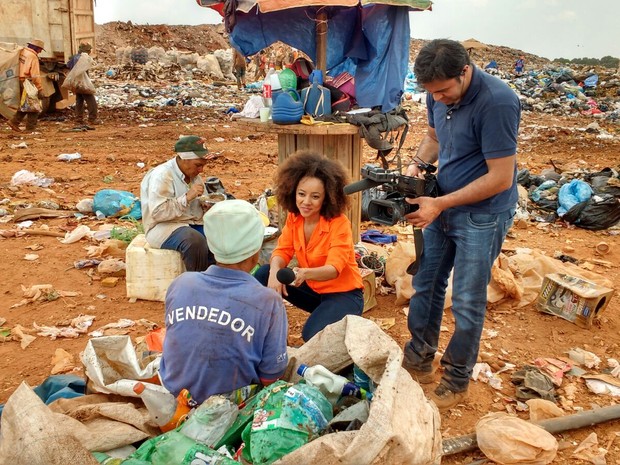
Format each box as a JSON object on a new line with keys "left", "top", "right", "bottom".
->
{"left": 227, "top": 5, "right": 412, "bottom": 112}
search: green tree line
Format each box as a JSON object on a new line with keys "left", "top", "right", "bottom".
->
{"left": 554, "top": 55, "right": 619, "bottom": 68}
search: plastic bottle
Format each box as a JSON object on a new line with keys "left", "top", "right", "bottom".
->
{"left": 262, "top": 67, "right": 276, "bottom": 111}
{"left": 297, "top": 364, "right": 373, "bottom": 405}
{"left": 180, "top": 395, "right": 239, "bottom": 447}
{"left": 133, "top": 382, "right": 193, "bottom": 432}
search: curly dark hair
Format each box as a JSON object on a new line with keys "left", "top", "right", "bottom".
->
{"left": 275, "top": 150, "right": 351, "bottom": 220}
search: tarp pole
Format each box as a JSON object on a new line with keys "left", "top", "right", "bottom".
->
{"left": 316, "top": 10, "right": 327, "bottom": 73}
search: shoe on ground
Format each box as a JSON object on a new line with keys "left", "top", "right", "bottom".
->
{"left": 428, "top": 384, "right": 468, "bottom": 410}
{"left": 88, "top": 118, "right": 103, "bottom": 125}
{"left": 402, "top": 361, "right": 436, "bottom": 385}
{"left": 25, "top": 126, "right": 37, "bottom": 132}
{"left": 8, "top": 120, "right": 21, "bottom": 132}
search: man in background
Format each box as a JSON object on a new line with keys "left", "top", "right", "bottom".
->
{"left": 232, "top": 48, "right": 247, "bottom": 90}
{"left": 66, "top": 43, "right": 101, "bottom": 126}
{"left": 140, "top": 135, "right": 215, "bottom": 271}
{"left": 8, "top": 39, "right": 45, "bottom": 132}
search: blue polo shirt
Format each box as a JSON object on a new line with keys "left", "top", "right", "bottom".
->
{"left": 160, "top": 266, "right": 289, "bottom": 403}
{"left": 427, "top": 66, "right": 521, "bottom": 213}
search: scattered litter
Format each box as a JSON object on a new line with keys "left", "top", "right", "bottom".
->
{"left": 10, "top": 170, "right": 54, "bottom": 187}
{"left": 51, "top": 348, "right": 77, "bottom": 375}
{"left": 57, "top": 152, "right": 82, "bottom": 162}
{"left": 23, "top": 254, "right": 39, "bottom": 261}
{"left": 10, "top": 284, "right": 81, "bottom": 308}
{"left": 572, "top": 432, "right": 608, "bottom": 465}
{"left": 10, "top": 325, "right": 36, "bottom": 349}
{"left": 472, "top": 362, "right": 503, "bottom": 390}
{"left": 89, "top": 319, "right": 136, "bottom": 337}
{"left": 10, "top": 142, "right": 28, "bottom": 149}
{"left": 16, "top": 221, "right": 34, "bottom": 229}
{"left": 567, "top": 348, "right": 601, "bottom": 369}
{"left": 74, "top": 259, "right": 102, "bottom": 269}
{"left": 76, "top": 198, "right": 94, "bottom": 213}
{"left": 583, "top": 374, "right": 620, "bottom": 397}
{"left": 59, "top": 225, "right": 92, "bottom": 244}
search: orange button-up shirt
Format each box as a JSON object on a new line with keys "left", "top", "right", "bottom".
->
{"left": 19, "top": 47, "right": 43, "bottom": 91}
{"left": 272, "top": 213, "right": 363, "bottom": 294}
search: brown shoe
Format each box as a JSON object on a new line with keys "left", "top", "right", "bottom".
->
{"left": 402, "top": 361, "right": 436, "bottom": 385}
{"left": 88, "top": 118, "right": 103, "bottom": 125}
{"left": 428, "top": 384, "right": 468, "bottom": 410}
{"left": 8, "top": 120, "right": 21, "bottom": 132}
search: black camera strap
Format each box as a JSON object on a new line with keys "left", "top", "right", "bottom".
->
{"left": 406, "top": 226, "right": 424, "bottom": 276}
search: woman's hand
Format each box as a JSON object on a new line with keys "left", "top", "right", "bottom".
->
{"left": 268, "top": 268, "right": 288, "bottom": 297}
{"left": 291, "top": 267, "right": 307, "bottom": 286}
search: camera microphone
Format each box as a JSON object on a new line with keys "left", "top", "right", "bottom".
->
{"left": 276, "top": 268, "right": 296, "bottom": 285}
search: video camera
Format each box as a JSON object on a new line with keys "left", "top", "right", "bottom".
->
{"left": 343, "top": 162, "right": 438, "bottom": 226}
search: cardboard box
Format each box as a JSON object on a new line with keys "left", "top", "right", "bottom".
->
{"left": 537, "top": 273, "right": 614, "bottom": 328}
{"left": 359, "top": 268, "right": 377, "bottom": 313}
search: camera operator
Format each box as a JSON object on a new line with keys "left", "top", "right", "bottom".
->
{"left": 402, "top": 39, "right": 520, "bottom": 410}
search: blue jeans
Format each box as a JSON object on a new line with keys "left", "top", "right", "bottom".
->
{"left": 403, "top": 207, "right": 515, "bottom": 393}
{"left": 254, "top": 264, "right": 364, "bottom": 341}
{"left": 160, "top": 225, "right": 214, "bottom": 272}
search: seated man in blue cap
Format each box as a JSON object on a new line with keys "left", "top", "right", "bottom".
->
{"left": 140, "top": 135, "right": 215, "bottom": 271}
{"left": 160, "top": 199, "right": 289, "bottom": 404}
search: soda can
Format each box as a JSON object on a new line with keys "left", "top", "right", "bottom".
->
{"left": 263, "top": 83, "right": 272, "bottom": 99}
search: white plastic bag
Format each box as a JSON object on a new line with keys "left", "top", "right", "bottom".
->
{"left": 62, "top": 53, "right": 96, "bottom": 94}
{"left": 19, "top": 79, "right": 41, "bottom": 112}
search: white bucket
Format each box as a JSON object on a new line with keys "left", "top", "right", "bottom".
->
{"left": 126, "top": 234, "right": 185, "bottom": 302}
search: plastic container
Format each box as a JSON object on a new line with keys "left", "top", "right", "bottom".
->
{"left": 298, "top": 364, "right": 372, "bottom": 405}
{"left": 125, "top": 234, "right": 185, "bottom": 302}
{"left": 133, "top": 382, "right": 193, "bottom": 432}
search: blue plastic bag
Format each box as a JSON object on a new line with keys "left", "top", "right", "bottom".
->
{"left": 93, "top": 189, "right": 141, "bottom": 219}
{"left": 557, "top": 179, "right": 593, "bottom": 216}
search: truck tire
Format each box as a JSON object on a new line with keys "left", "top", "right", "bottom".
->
{"left": 131, "top": 48, "right": 149, "bottom": 64}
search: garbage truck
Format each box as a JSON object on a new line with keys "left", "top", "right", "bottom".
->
{"left": 0, "top": 0, "right": 95, "bottom": 117}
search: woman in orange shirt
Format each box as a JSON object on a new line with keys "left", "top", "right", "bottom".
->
{"left": 255, "top": 150, "right": 364, "bottom": 341}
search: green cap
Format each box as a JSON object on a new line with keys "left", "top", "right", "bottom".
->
{"left": 174, "top": 135, "right": 208, "bottom": 158}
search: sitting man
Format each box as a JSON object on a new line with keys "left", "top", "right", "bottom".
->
{"left": 140, "top": 135, "right": 214, "bottom": 271}
{"left": 160, "top": 200, "right": 289, "bottom": 404}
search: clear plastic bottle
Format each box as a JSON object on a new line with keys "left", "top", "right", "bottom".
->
{"left": 262, "top": 67, "right": 276, "bottom": 110}
{"left": 133, "top": 382, "right": 193, "bottom": 432}
{"left": 297, "top": 364, "right": 372, "bottom": 405}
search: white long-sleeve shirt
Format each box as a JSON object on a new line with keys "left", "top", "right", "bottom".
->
{"left": 140, "top": 158, "right": 204, "bottom": 248}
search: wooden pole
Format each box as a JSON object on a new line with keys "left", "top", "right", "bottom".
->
{"left": 442, "top": 404, "right": 620, "bottom": 457}
{"left": 316, "top": 10, "right": 327, "bottom": 73}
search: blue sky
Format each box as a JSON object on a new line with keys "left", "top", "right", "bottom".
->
{"left": 95, "top": 0, "right": 619, "bottom": 60}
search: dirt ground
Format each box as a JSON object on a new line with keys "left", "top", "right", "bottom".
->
{"left": 1, "top": 23, "right": 620, "bottom": 464}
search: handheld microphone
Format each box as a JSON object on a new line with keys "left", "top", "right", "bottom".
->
{"left": 276, "top": 268, "right": 296, "bottom": 285}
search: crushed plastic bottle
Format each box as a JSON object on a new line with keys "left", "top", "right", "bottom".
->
{"left": 133, "top": 382, "right": 193, "bottom": 432}
{"left": 180, "top": 395, "right": 238, "bottom": 447}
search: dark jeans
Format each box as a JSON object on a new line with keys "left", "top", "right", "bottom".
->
{"left": 160, "top": 225, "right": 214, "bottom": 272}
{"left": 11, "top": 110, "right": 39, "bottom": 130}
{"left": 75, "top": 93, "right": 98, "bottom": 122}
{"left": 255, "top": 264, "right": 364, "bottom": 341}
{"left": 403, "top": 207, "right": 515, "bottom": 393}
